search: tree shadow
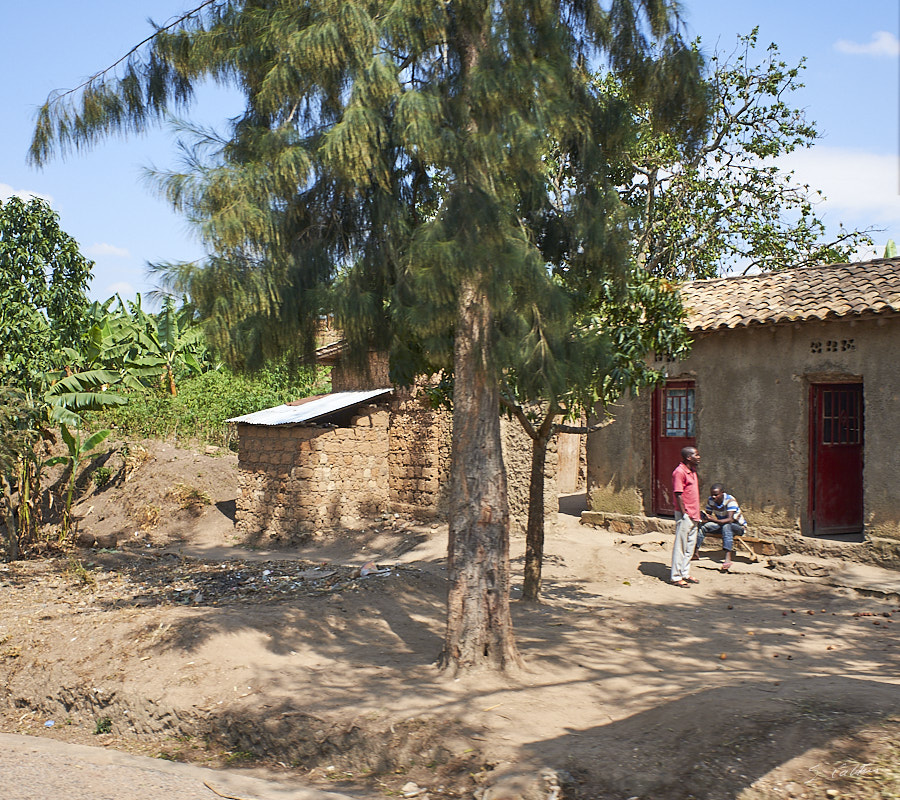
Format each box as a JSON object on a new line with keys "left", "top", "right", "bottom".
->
{"left": 516, "top": 677, "right": 900, "bottom": 799}
{"left": 10, "top": 522, "right": 899, "bottom": 796}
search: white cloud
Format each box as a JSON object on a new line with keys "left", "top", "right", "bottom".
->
{"left": 86, "top": 242, "right": 131, "bottom": 259}
{"left": 780, "top": 146, "right": 900, "bottom": 257}
{"left": 0, "top": 183, "right": 54, "bottom": 205}
{"left": 834, "top": 31, "right": 900, "bottom": 57}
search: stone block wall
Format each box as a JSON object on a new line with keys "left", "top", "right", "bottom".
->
{"left": 235, "top": 406, "right": 390, "bottom": 541}
{"left": 330, "top": 351, "right": 390, "bottom": 392}
{"left": 388, "top": 391, "right": 452, "bottom": 516}
{"left": 234, "top": 391, "right": 559, "bottom": 540}
{"left": 501, "top": 417, "right": 558, "bottom": 537}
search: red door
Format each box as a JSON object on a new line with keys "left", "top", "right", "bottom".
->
{"left": 809, "top": 383, "right": 864, "bottom": 534}
{"left": 651, "top": 381, "right": 696, "bottom": 516}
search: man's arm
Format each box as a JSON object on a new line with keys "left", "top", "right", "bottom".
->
{"left": 675, "top": 492, "right": 698, "bottom": 522}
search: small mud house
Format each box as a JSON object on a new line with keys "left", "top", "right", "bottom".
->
{"left": 587, "top": 258, "right": 900, "bottom": 544}
{"left": 230, "top": 346, "right": 560, "bottom": 543}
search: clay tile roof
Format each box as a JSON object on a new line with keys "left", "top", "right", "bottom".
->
{"left": 680, "top": 258, "right": 900, "bottom": 332}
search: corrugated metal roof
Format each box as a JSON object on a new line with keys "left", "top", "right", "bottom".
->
{"left": 227, "top": 389, "right": 392, "bottom": 426}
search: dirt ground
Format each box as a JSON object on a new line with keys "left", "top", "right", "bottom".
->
{"left": 0, "top": 439, "right": 898, "bottom": 800}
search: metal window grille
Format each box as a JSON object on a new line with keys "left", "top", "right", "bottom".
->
{"left": 821, "top": 388, "right": 862, "bottom": 445}
{"left": 664, "top": 388, "right": 695, "bottom": 437}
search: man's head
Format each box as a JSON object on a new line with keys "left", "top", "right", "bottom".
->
{"left": 710, "top": 483, "right": 725, "bottom": 504}
{"left": 681, "top": 446, "right": 700, "bottom": 469}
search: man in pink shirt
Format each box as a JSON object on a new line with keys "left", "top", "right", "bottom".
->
{"left": 670, "top": 446, "right": 701, "bottom": 587}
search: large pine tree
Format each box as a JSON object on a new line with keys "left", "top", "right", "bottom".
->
{"left": 32, "top": 0, "right": 704, "bottom": 672}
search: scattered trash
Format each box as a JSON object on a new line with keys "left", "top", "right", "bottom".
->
{"left": 44, "top": 720, "right": 54, "bottom": 727}
{"left": 359, "top": 561, "right": 391, "bottom": 578}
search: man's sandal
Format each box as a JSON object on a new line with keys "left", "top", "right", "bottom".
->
{"left": 684, "top": 576, "right": 700, "bottom": 584}
{"left": 672, "top": 580, "right": 691, "bottom": 588}
{"left": 720, "top": 562, "right": 733, "bottom": 572}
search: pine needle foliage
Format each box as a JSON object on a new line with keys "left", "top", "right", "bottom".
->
{"left": 31, "top": 0, "right": 706, "bottom": 374}
{"left": 32, "top": 0, "right": 707, "bottom": 670}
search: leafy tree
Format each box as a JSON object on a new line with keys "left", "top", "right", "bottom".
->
{"left": 510, "top": 29, "right": 879, "bottom": 602}
{"left": 0, "top": 198, "right": 102, "bottom": 552}
{"left": 31, "top": 0, "right": 705, "bottom": 672}
{"left": 625, "top": 29, "right": 872, "bottom": 279}
{"left": 0, "top": 197, "right": 93, "bottom": 393}
{"left": 126, "top": 294, "right": 208, "bottom": 395}
{"left": 503, "top": 270, "right": 691, "bottom": 601}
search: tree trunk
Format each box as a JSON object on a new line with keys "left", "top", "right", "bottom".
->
{"left": 521, "top": 433, "right": 550, "bottom": 602}
{"left": 1, "top": 484, "right": 19, "bottom": 562}
{"left": 440, "top": 278, "right": 521, "bottom": 673}
{"left": 166, "top": 364, "right": 178, "bottom": 396}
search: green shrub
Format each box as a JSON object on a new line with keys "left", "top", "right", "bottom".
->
{"left": 91, "top": 466, "right": 113, "bottom": 487}
{"left": 85, "top": 362, "right": 330, "bottom": 448}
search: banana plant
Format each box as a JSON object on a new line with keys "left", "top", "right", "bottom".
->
{"left": 0, "top": 388, "right": 43, "bottom": 560}
{"left": 45, "top": 295, "right": 160, "bottom": 426}
{"left": 127, "top": 294, "right": 206, "bottom": 396}
{"left": 44, "top": 424, "right": 111, "bottom": 538}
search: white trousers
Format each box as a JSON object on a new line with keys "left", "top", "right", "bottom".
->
{"left": 670, "top": 512, "right": 698, "bottom": 581}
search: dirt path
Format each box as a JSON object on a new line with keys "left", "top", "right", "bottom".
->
{"left": 0, "top": 442, "right": 898, "bottom": 799}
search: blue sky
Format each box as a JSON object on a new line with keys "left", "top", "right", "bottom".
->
{"left": 2, "top": 1, "right": 898, "bottom": 302}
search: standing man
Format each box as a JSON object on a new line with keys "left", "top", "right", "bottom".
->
{"left": 670, "top": 446, "right": 701, "bottom": 587}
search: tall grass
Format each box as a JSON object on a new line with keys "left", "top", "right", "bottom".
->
{"left": 85, "top": 363, "right": 330, "bottom": 449}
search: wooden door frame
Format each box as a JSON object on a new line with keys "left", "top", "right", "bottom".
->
{"left": 807, "top": 380, "right": 865, "bottom": 535}
{"left": 651, "top": 380, "right": 697, "bottom": 516}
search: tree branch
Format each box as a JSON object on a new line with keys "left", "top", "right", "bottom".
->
{"left": 553, "top": 418, "right": 614, "bottom": 435}
{"left": 47, "top": 0, "right": 221, "bottom": 105}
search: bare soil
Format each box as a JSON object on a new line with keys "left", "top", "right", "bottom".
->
{"left": 0, "top": 439, "right": 898, "bottom": 800}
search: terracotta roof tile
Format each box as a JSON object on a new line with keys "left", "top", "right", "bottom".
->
{"left": 680, "top": 258, "right": 900, "bottom": 331}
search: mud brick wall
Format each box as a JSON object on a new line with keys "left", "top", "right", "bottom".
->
{"left": 235, "top": 407, "right": 390, "bottom": 541}
{"left": 388, "top": 391, "right": 452, "bottom": 516}
{"left": 501, "top": 417, "right": 558, "bottom": 537}
{"left": 331, "top": 351, "right": 391, "bottom": 392}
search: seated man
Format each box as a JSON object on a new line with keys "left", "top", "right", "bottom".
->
{"left": 696, "top": 483, "right": 746, "bottom": 571}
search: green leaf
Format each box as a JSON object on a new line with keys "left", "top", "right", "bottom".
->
{"left": 48, "top": 404, "right": 83, "bottom": 428}
{"left": 60, "top": 423, "right": 77, "bottom": 454}
{"left": 82, "top": 428, "right": 111, "bottom": 452}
